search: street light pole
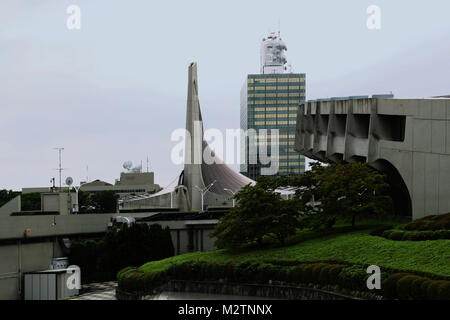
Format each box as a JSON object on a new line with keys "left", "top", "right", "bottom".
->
{"left": 195, "top": 180, "right": 216, "bottom": 212}
{"left": 224, "top": 188, "right": 236, "bottom": 207}
{"left": 72, "top": 182, "right": 88, "bottom": 214}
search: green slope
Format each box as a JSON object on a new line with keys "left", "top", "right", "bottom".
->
{"left": 139, "top": 231, "right": 450, "bottom": 277}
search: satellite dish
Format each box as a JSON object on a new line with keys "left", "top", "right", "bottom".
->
{"left": 123, "top": 161, "right": 133, "bottom": 171}
{"left": 65, "top": 177, "right": 73, "bottom": 186}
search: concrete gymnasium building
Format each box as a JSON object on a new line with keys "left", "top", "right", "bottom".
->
{"left": 295, "top": 95, "right": 450, "bottom": 220}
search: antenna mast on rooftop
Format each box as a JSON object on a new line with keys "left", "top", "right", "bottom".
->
{"left": 53, "top": 147, "right": 65, "bottom": 190}
{"left": 278, "top": 18, "right": 281, "bottom": 37}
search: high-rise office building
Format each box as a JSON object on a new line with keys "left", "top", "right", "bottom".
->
{"left": 240, "top": 32, "right": 306, "bottom": 180}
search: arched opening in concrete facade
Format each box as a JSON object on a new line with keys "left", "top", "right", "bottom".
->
{"left": 369, "top": 159, "right": 412, "bottom": 217}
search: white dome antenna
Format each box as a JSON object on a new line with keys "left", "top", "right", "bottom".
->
{"left": 123, "top": 161, "right": 133, "bottom": 172}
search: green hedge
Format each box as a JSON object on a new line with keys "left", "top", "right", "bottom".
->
{"left": 71, "top": 223, "right": 174, "bottom": 283}
{"left": 381, "top": 229, "right": 450, "bottom": 241}
{"left": 117, "top": 260, "right": 450, "bottom": 300}
{"left": 404, "top": 213, "right": 450, "bottom": 231}
{"left": 118, "top": 261, "right": 368, "bottom": 296}
{"left": 383, "top": 273, "right": 450, "bottom": 300}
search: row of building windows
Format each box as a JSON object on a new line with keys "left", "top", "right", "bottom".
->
{"left": 254, "top": 120, "right": 297, "bottom": 125}
{"left": 251, "top": 110, "right": 298, "bottom": 114}
{"left": 253, "top": 125, "right": 297, "bottom": 130}
{"left": 248, "top": 85, "right": 305, "bottom": 90}
{"left": 277, "top": 154, "right": 302, "bottom": 159}
{"left": 247, "top": 122, "right": 296, "bottom": 130}
{"left": 249, "top": 100, "right": 303, "bottom": 105}
{"left": 279, "top": 162, "right": 305, "bottom": 166}
{"left": 248, "top": 98, "right": 303, "bottom": 103}
{"left": 279, "top": 148, "right": 301, "bottom": 153}
{"left": 248, "top": 93, "right": 304, "bottom": 98}
{"left": 250, "top": 106, "right": 299, "bottom": 111}
{"left": 278, "top": 169, "right": 304, "bottom": 174}
{"left": 255, "top": 141, "right": 293, "bottom": 146}
{"left": 248, "top": 73, "right": 305, "bottom": 78}
{"left": 247, "top": 91, "right": 305, "bottom": 96}
{"left": 253, "top": 113, "right": 297, "bottom": 119}
{"left": 250, "top": 115, "right": 297, "bottom": 120}
{"left": 251, "top": 134, "right": 295, "bottom": 139}
{"left": 248, "top": 78, "right": 305, "bottom": 84}
{"left": 251, "top": 138, "right": 295, "bottom": 143}
{"left": 249, "top": 147, "right": 300, "bottom": 154}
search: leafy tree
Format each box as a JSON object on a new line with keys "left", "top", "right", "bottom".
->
{"left": 21, "top": 192, "right": 41, "bottom": 211}
{"left": 103, "top": 223, "right": 174, "bottom": 273}
{"left": 70, "top": 223, "right": 174, "bottom": 282}
{"left": 78, "top": 190, "right": 119, "bottom": 213}
{"left": 212, "top": 181, "right": 299, "bottom": 248}
{"left": 300, "top": 162, "right": 392, "bottom": 228}
{"left": 0, "top": 189, "right": 20, "bottom": 208}
{"left": 91, "top": 191, "right": 119, "bottom": 213}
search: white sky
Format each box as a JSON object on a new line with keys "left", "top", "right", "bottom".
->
{"left": 1, "top": 0, "right": 450, "bottom": 190}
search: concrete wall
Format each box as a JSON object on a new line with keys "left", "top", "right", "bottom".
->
{"left": 295, "top": 97, "right": 450, "bottom": 220}
{"left": 0, "top": 212, "right": 217, "bottom": 299}
{"left": 0, "top": 213, "right": 115, "bottom": 299}
{"left": 0, "top": 242, "right": 54, "bottom": 300}
{"left": 0, "top": 196, "right": 21, "bottom": 217}
{"left": 0, "top": 214, "right": 114, "bottom": 241}
{"left": 120, "top": 189, "right": 233, "bottom": 211}
{"left": 141, "top": 219, "right": 218, "bottom": 255}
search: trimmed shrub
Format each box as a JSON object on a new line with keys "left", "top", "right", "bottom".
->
{"left": 397, "top": 275, "right": 424, "bottom": 300}
{"left": 410, "top": 276, "right": 429, "bottom": 300}
{"left": 118, "top": 260, "right": 450, "bottom": 300}
{"left": 435, "top": 230, "right": 450, "bottom": 239}
{"left": 438, "top": 282, "right": 450, "bottom": 300}
{"left": 370, "top": 225, "right": 394, "bottom": 237}
{"left": 388, "top": 230, "right": 405, "bottom": 240}
{"left": 328, "top": 265, "right": 345, "bottom": 283}
{"left": 311, "top": 263, "right": 328, "bottom": 283}
{"left": 337, "top": 265, "right": 369, "bottom": 291}
{"left": 257, "top": 263, "right": 282, "bottom": 282}
{"left": 382, "top": 273, "right": 409, "bottom": 299}
{"left": 318, "top": 265, "right": 335, "bottom": 285}
{"left": 381, "top": 229, "right": 450, "bottom": 241}
{"left": 71, "top": 223, "right": 174, "bottom": 283}
{"left": 288, "top": 265, "right": 304, "bottom": 284}
{"left": 300, "top": 264, "right": 315, "bottom": 284}
{"left": 404, "top": 213, "right": 450, "bottom": 231}
{"left": 383, "top": 274, "right": 450, "bottom": 300}
{"left": 426, "top": 280, "right": 447, "bottom": 300}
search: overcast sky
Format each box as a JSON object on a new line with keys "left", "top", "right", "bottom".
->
{"left": 1, "top": 0, "right": 450, "bottom": 190}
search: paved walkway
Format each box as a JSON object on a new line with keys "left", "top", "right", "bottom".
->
{"left": 70, "top": 281, "right": 117, "bottom": 300}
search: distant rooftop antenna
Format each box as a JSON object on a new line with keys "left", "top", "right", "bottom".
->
{"left": 53, "top": 147, "right": 65, "bottom": 190}
{"left": 123, "top": 161, "right": 133, "bottom": 172}
{"left": 146, "top": 156, "right": 149, "bottom": 173}
{"left": 50, "top": 177, "right": 56, "bottom": 191}
{"left": 278, "top": 18, "right": 281, "bottom": 37}
{"left": 65, "top": 177, "right": 73, "bottom": 187}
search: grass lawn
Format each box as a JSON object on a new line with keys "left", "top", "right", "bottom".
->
{"left": 139, "top": 230, "right": 450, "bottom": 278}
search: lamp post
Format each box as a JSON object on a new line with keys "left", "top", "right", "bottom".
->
{"left": 72, "top": 182, "right": 88, "bottom": 214}
{"left": 224, "top": 188, "right": 236, "bottom": 207}
{"left": 195, "top": 180, "right": 216, "bottom": 212}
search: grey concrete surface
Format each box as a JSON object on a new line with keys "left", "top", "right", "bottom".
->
{"left": 295, "top": 96, "right": 450, "bottom": 220}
